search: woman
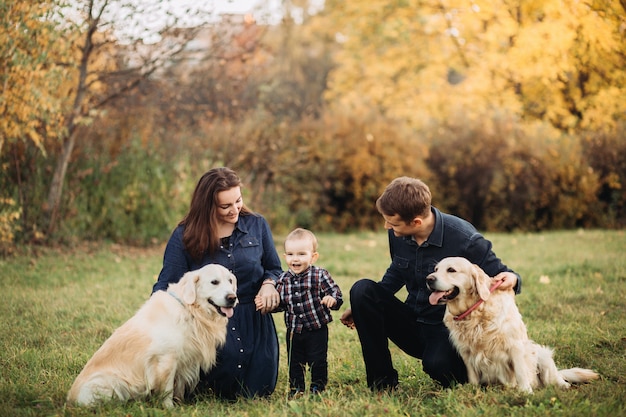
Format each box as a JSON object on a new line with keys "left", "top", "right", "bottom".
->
{"left": 152, "top": 167, "right": 283, "bottom": 399}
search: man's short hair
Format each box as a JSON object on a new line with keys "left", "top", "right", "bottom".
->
{"left": 376, "top": 177, "right": 432, "bottom": 223}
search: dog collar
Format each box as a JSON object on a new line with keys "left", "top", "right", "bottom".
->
{"left": 167, "top": 291, "right": 185, "bottom": 307}
{"left": 453, "top": 280, "right": 503, "bottom": 321}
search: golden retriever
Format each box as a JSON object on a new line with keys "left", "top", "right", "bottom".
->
{"left": 426, "top": 257, "right": 598, "bottom": 393}
{"left": 67, "top": 264, "right": 238, "bottom": 407}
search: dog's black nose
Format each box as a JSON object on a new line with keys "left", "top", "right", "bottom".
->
{"left": 226, "top": 294, "right": 237, "bottom": 305}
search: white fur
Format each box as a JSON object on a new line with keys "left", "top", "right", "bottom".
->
{"left": 67, "top": 264, "right": 238, "bottom": 407}
{"left": 427, "top": 257, "right": 598, "bottom": 393}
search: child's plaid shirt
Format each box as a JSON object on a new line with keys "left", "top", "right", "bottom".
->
{"left": 276, "top": 265, "right": 343, "bottom": 333}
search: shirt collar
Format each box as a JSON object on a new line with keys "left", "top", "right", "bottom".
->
{"left": 428, "top": 207, "right": 444, "bottom": 247}
{"left": 234, "top": 214, "right": 249, "bottom": 234}
{"left": 288, "top": 265, "right": 313, "bottom": 277}
{"left": 402, "top": 206, "right": 443, "bottom": 247}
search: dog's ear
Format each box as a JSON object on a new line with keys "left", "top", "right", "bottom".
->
{"left": 181, "top": 274, "right": 200, "bottom": 304}
{"left": 472, "top": 264, "right": 492, "bottom": 301}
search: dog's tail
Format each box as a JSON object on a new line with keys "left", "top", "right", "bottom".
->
{"left": 558, "top": 367, "right": 599, "bottom": 384}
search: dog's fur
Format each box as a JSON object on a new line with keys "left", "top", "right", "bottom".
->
{"left": 426, "top": 257, "right": 598, "bottom": 393}
{"left": 67, "top": 264, "right": 238, "bottom": 407}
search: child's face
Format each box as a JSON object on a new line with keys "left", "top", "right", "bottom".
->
{"left": 284, "top": 237, "right": 318, "bottom": 275}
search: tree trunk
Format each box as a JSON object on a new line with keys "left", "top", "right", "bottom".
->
{"left": 46, "top": 130, "right": 76, "bottom": 235}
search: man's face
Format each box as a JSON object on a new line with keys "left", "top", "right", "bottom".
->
{"left": 382, "top": 213, "right": 418, "bottom": 237}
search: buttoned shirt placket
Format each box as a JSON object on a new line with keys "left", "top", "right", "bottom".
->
{"left": 220, "top": 238, "right": 246, "bottom": 379}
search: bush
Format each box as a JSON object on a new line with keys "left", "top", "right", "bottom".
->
{"left": 62, "top": 138, "right": 191, "bottom": 245}
{"left": 0, "top": 196, "right": 21, "bottom": 255}
{"left": 2, "top": 107, "right": 622, "bottom": 248}
{"left": 0, "top": 142, "right": 52, "bottom": 246}
{"left": 488, "top": 133, "right": 599, "bottom": 231}
{"left": 425, "top": 116, "right": 600, "bottom": 231}
{"left": 582, "top": 124, "right": 626, "bottom": 228}
{"left": 188, "top": 109, "right": 426, "bottom": 234}
{"left": 257, "top": 110, "right": 428, "bottom": 232}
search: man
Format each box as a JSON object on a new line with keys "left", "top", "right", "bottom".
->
{"left": 340, "top": 177, "right": 521, "bottom": 391}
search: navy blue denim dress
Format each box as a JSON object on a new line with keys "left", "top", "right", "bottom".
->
{"left": 153, "top": 213, "right": 283, "bottom": 398}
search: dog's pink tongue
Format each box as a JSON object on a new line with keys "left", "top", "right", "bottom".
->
{"left": 429, "top": 291, "right": 446, "bottom": 305}
{"left": 221, "top": 307, "right": 234, "bottom": 318}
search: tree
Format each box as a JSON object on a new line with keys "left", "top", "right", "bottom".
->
{"left": 0, "top": 0, "right": 68, "bottom": 156}
{"left": 43, "top": 0, "right": 222, "bottom": 235}
{"left": 252, "top": 1, "right": 335, "bottom": 120}
{"left": 321, "top": 0, "right": 626, "bottom": 133}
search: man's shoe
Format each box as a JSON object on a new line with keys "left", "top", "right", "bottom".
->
{"left": 370, "top": 378, "right": 398, "bottom": 393}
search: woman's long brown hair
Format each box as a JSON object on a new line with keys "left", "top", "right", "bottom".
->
{"left": 181, "top": 167, "right": 252, "bottom": 260}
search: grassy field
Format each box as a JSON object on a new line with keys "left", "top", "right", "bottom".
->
{"left": 1, "top": 230, "right": 624, "bottom": 417}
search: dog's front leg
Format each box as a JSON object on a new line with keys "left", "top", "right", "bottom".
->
{"left": 147, "top": 354, "right": 178, "bottom": 408}
{"left": 161, "top": 366, "right": 178, "bottom": 408}
{"left": 466, "top": 363, "right": 481, "bottom": 385}
{"left": 460, "top": 351, "right": 481, "bottom": 385}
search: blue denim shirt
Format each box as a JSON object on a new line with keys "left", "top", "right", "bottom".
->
{"left": 152, "top": 213, "right": 283, "bottom": 303}
{"left": 276, "top": 265, "right": 344, "bottom": 333}
{"left": 379, "top": 207, "right": 521, "bottom": 324}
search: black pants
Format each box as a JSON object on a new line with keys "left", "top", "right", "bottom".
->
{"left": 286, "top": 326, "right": 329, "bottom": 392}
{"left": 350, "top": 279, "right": 468, "bottom": 389}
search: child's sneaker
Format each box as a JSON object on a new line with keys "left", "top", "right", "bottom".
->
{"left": 288, "top": 388, "right": 305, "bottom": 399}
{"left": 310, "top": 385, "right": 324, "bottom": 395}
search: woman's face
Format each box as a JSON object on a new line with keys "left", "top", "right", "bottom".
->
{"left": 216, "top": 186, "right": 243, "bottom": 225}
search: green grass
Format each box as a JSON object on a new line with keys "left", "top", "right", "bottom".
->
{"left": 0, "top": 230, "right": 624, "bottom": 417}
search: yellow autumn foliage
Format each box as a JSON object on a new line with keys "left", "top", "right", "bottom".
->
{"left": 0, "top": 1, "right": 72, "bottom": 156}
{"left": 322, "top": 0, "right": 626, "bottom": 133}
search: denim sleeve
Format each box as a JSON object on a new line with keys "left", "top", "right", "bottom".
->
{"left": 466, "top": 233, "right": 522, "bottom": 294}
{"left": 152, "top": 226, "right": 191, "bottom": 294}
{"left": 259, "top": 216, "right": 283, "bottom": 282}
{"left": 378, "top": 230, "right": 409, "bottom": 295}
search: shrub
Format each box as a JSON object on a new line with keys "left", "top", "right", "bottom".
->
{"left": 262, "top": 110, "right": 428, "bottom": 232}
{"left": 0, "top": 142, "right": 53, "bottom": 246}
{"left": 425, "top": 116, "right": 600, "bottom": 231}
{"left": 582, "top": 124, "right": 626, "bottom": 228}
{"left": 2, "top": 108, "right": 621, "bottom": 247}
{"left": 0, "top": 196, "right": 21, "bottom": 255}
{"left": 487, "top": 133, "right": 599, "bottom": 231}
{"left": 62, "top": 138, "right": 190, "bottom": 245}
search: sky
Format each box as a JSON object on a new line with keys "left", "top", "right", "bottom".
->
{"left": 213, "top": 0, "right": 283, "bottom": 24}
{"left": 213, "top": 0, "right": 325, "bottom": 24}
{"left": 90, "top": 1, "right": 277, "bottom": 43}
{"left": 216, "top": 0, "right": 264, "bottom": 14}
{"left": 66, "top": 0, "right": 326, "bottom": 43}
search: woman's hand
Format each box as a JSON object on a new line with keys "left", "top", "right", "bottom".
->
{"left": 255, "top": 281, "right": 280, "bottom": 314}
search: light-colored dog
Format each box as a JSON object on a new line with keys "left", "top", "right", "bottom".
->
{"left": 67, "top": 264, "right": 238, "bottom": 407}
{"left": 426, "top": 257, "right": 598, "bottom": 393}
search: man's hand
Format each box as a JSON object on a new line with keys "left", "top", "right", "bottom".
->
{"left": 340, "top": 308, "right": 355, "bottom": 329}
{"left": 494, "top": 271, "right": 518, "bottom": 291}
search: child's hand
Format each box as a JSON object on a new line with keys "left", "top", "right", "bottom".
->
{"left": 321, "top": 295, "right": 337, "bottom": 308}
{"left": 254, "top": 295, "right": 264, "bottom": 311}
